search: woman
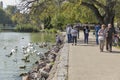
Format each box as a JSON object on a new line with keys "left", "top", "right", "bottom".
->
{"left": 98, "top": 24, "right": 106, "bottom": 52}
{"left": 83, "top": 26, "right": 90, "bottom": 44}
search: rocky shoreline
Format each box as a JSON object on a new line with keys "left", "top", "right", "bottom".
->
{"left": 22, "top": 34, "right": 66, "bottom": 80}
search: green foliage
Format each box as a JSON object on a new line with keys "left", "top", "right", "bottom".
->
{"left": 44, "top": 28, "right": 58, "bottom": 33}
{"left": 5, "top": 5, "right": 17, "bottom": 15}
{"left": 49, "top": 28, "right": 58, "bottom": 33}
{"left": 15, "top": 24, "right": 40, "bottom": 32}
{"left": 43, "top": 16, "right": 53, "bottom": 29}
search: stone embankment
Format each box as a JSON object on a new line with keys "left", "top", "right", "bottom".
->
{"left": 22, "top": 33, "right": 68, "bottom": 80}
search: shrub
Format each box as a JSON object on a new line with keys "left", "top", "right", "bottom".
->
{"left": 15, "top": 24, "right": 40, "bottom": 32}
{"left": 49, "top": 28, "right": 58, "bottom": 33}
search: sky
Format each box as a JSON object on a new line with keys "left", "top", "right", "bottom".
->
{"left": 0, "top": 0, "right": 20, "bottom": 8}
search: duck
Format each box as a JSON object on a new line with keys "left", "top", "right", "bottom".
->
{"left": 19, "top": 73, "right": 27, "bottom": 76}
{"left": 22, "top": 37, "right": 24, "bottom": 39}
{"left": 43, "top": 42, "right": 48, "bottom": 47}
{"left": 39, "top": 44, "right": 44, "bottom": 48}
{"left": 25, "top": 60, "right": 30, "bottom": 63}
{"left": 19, "top": 65, "right": 26, "bottom": 69}
{"left": 5, "top": 51, "right": 13, "bottom": 57}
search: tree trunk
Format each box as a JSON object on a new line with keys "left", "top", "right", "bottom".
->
{"left": 81, "top": 0, "right": 116, "bottom": 27}
{"left": 103, "top": 12, "right": 115, "bottom": 27}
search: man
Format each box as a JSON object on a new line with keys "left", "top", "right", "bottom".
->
{"left": 66, "top": 24, "right": 72, "bottom": 43}
{"left": 95, "top": 23, "right": 101, "bottom": 45}
{"left": 71, "top": 26, "right": 78, "bottom": 45}
{"left": 106, "top": 24, "right": 114, "bottom": 52}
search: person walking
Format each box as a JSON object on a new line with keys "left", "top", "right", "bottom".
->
{"left": 83, "top": 26, "right": 90, "bottom": 44}
{"left": 75, "top": 23, "right": 80, "bottom": 39}
{"left": 71, "top": 26, "right": 78, "bottom": 45}
{"left": 105, "top": 24, "right": 114, "bottom": 52}
{"left": 98, "top": 24, "right": 106, "bottom": 52}
{"left": 95, "top": 23, "right": 101, "bottom": 45}
{"left": 66, "top": 24, "right": 72, "bottom": 43}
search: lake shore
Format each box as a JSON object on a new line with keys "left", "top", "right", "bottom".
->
{"left": 22, "top": 33, "right": 67, "bottom": 80}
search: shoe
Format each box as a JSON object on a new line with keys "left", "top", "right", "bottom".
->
{"left": 100, "top": 50, "right": 103, "bottom": 52}
{"left": 106, "top": 49, "right": 108, "bottom": 51}
{"left": 109, "top": 50, "right": 112, "bottom": 52}
{"left": 75, "top": 44, "right": 77, "bottom": 46}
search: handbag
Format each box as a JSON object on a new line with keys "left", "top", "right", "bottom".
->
{"left": 98, "top": 36, "right": 104, "bottom": 40}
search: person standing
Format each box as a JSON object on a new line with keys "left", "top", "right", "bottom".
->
{"left": 66, "top": 24, "right": 72, "bottom": 43}
{"left": 75, "top": 24, "right": 80, "bottom": 39}
{"left": 83, "top": 26, "right": 90, "bottom": 44}
{"left": 71, "top": 26, "right": 78, "bottom": 45}
{"left": 95, "top": 23, "right": 101, "bottom": 45}
{"left": 105, "top": 24, "right": 114, "bottom": 52}
{"left": 98, "top": 24, "right": 106, "bottom": 52}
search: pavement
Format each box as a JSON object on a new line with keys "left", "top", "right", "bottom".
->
{"left": 68, "top": 32, "right": 120, "bottom": 80}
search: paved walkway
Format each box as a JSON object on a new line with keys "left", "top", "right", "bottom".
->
{"left": 68, "top": 32, "right": 120, "bottom": 80}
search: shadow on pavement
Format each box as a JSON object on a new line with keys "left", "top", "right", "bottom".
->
{"left": 111, "top": 51, "right": 120, "bottom": 54}
{"left": 103, "top": 51, "right": 120, "bottom": 54}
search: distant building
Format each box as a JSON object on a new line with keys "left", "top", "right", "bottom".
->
{"left": 0, "top": 1, "right": 3, "bottom": 8}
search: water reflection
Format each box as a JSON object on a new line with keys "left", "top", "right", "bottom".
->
{"left": 0, "top": 32, "right": 55, "bottom": 80}
{"left": 31, "top": 32, "right": 56, "bottom": 43}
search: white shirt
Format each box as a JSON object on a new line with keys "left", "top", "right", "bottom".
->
{"left": 66, "top": 26, "right": 72, "bottom": 34}
{"left": 71, "top": 29, "right": 78, "bottom": 36}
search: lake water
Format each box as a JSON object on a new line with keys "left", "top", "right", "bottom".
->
{"left": 0, "top": 32, "right": 55, "bottom": 80}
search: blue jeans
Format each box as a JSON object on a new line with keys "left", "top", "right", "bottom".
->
{"left": 67, "top": 34, "right": 72, "bottom": 43}
{"left": 96, "top": 34, "right": 99, "bottom": 45}
{"left": 84, "top": 33, "right": 89, "bottom": 44}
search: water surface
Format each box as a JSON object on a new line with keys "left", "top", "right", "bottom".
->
{"left": 0, "top": 32, "right": 55, "bottom": 80}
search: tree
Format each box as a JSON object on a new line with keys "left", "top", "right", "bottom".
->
{"left": 79, "top": 0, "right": 118, "bottom": 26}
{"left": 0, "top": 8, "right": 12, "bottom": 25}
{"left": 5, "top": 5, "right": 17, "bottom": 16}
{"left": 19, "top": 0, "right": 120, "bottom": 28}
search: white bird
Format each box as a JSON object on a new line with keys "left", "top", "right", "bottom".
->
{"left": 33, "top": 50, "right": 37, "bottom": 53}
{"left": 28, "top": 42, "right": 34, "bottom": 47}
{"left": 36, "top": 52, "right": 46, "bottom": 59}
{"left": 11, "top": 47, "right": 18, "bottom": 53}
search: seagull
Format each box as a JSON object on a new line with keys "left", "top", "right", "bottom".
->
{"left": 11, "top": 46, "right": 18, "bottom": 53}
{"left": 36, "top": 52, "right": 46, "bottom": 59}
{"left": 28, "top": 42, "right": 33, "bottom": 47}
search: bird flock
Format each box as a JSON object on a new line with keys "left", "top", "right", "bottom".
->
{"left": 4, "top": 42, "right": 50, "bottom": 69}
